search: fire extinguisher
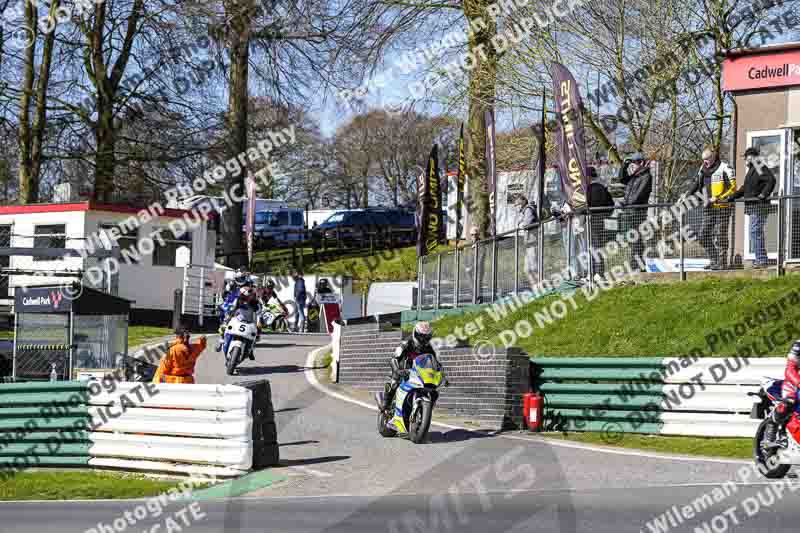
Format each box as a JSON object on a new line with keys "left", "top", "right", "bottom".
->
{"left": 524, "top": 392, "right": 544, "bottom": 432}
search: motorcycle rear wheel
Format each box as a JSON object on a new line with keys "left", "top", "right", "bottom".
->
{"left": 378, "top": 410, "right": 397, "bottom": 437}
{"left": 226, "top": 345, "right": 241, "bottom": 376}
{"left": 274, "top": 317, "right": 288, "bottom": 333}
{"left": 754, "top": 419, "right": 791, "bottom": 478}
{"left": 409, "top": 400, "right": 432, "bottom": 444}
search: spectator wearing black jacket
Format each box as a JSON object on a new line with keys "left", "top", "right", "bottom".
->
{"left": 727, "top": 147, "right": 777, "bottom": 268}
{"left": 585, "top": 167, "right": 616, "bottom": 277}
{"left": 619, "top": 153, "right": 653, "bottom": 272}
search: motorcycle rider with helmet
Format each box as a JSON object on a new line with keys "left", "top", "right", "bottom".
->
{"left": 259, "top": 279, "right": 288, "bottom": 315}
{"left": 224, "top": 267, "right": 252, "bottom": 297}
{"left": 258, "top": 279, "right": 289, "bottom": 332}
{"left": 219, "top": 267, "right": 253, "bottom": 328}
{"left": 765, "top": 340, "right": 800, "bottom": 445}
{"left": 380, "top": 322, "right": 448, "bottom": 412}
{"left": 220, "top": 285, "right": 260, "bottom": 360}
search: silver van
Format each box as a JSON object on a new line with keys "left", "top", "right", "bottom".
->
{"left": 252, "top": 208, "right": 306, "bottom": 245}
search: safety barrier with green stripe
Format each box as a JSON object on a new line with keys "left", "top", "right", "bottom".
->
{"left": 530, "top": 356, "right": 784, "bottom": 437}
{"left": 0, "top": 382, "right": 92, "bottom": 477}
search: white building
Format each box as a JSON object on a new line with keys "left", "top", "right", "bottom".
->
{"left": 0, "top": 201, "right": 218, "bottom": 324}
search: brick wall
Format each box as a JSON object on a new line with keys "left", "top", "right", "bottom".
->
{"left": 336, "top": 323, "right": 530, "bottom": 429}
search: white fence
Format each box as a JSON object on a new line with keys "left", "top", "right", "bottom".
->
{"left": 88, "top": 383, "right": 254, "bottom": 477}
{"left": 651, "top": 357, "right": 784, "bottom": 437}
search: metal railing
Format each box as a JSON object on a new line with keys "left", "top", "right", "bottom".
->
{"left": 417, "top": 194, "right": 800, "bottom": 310}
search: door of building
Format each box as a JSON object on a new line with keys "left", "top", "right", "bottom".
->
{"left": 744, "top": 130, "right": 784, "bottom": 263}
{"left": 788, "top": 128, "right": 800, "bottom": 262}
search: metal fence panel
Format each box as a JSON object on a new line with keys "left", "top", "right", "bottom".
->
{"left": 457, "top": 245, "right": 475, "bottom": 305}
{"left": 14, "top": 313, "right": 70, "bottom": 381}
{"left": 542, "top": 219, "right": 569, "bottom": 283}
{"left": 438, "top": 251, "right": 456, "bottom": 307}
{"left": 476, "top": 240, "right": 492, "bottom": 303}
{"left": 420, "top": 256, "right": 436, "bottom": 308}
{"left": 784, "top": 197, "right": 800, "bottom": 263}
{"left": 518, "top": 228, "right": 539, "bottom": 292}
{"left": 73, "top": 314, "right": 128, "bottom": 370}
{"left": 495, "top": 235, "right": 516, "bottom": 299}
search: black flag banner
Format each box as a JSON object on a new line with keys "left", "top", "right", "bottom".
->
{"left": 549, "top": 62, "right": 590, "bottom": 209}
{"left": 485, "top": 109, "right": 497, "bottom": 236}
{"left": 416, "top": 144, "right": 442, "bottom": 256}
{"left": 456, "top": 124, "right": 466, "bottom": 242}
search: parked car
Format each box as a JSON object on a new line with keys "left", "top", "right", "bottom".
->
{"left": 247, "top": 208, "right": 306, "bottom": 247}
{"left": 312, "top": 209, "right": 416, "bottom": 246}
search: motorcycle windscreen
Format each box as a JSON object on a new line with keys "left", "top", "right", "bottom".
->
{"left": 766, "top": 380, "right": 784, "bottom": 401}
{"left": 412, "top": 354, "right": 443, "bottom": 387}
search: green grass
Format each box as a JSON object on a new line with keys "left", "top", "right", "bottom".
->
{"left": 266, "top": 245, "right": 426, "bottom": 293}
{"left": 317, "top": 348, "right": 333, "bottom": 368}
{"left": 128, "top": 326, "right": 173, "bottom": 348}
{"left": 539, "top": 432, "right": 752, "bottom": 459}
{"left": 432, "top": 275, "right": 800, "bottom": 357}
{"left": 0, "top": 471, "right": 189, "bottom": 501}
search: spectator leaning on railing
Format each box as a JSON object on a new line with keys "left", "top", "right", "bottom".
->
{"left": 584, "top": 167, "right": 616, "bottom": 278}
{"left": 619, "top": 152, "right": 653, "bottom": 272}
{"left": 726, "top": 146, "right": 776, "bottom": 269}
{"left": 514, "top": 194, "right": 539, "bottom": 288}
{"left": 685, "top": 147, "right": 737, "bottom": 271}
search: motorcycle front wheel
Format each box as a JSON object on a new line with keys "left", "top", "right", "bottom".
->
{"left": 409, "top": 399, "right": 432, "bottom": 444}
{"left": 226, "top": 345, "right": 241, "bottom": 376}
{"left": 754, "top": 419, "right": 791, "bottom": 478}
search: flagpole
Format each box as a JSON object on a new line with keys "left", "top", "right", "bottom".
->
{"left": 537, "top": 89, "right": 546, "bottom": 222}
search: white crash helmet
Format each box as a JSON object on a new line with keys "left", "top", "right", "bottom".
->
{"left": 412, "top": 321, "right": 433, "bottom": 348}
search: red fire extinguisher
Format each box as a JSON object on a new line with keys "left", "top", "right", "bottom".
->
{"left": 524, "top": 392, "right": 544, "bottom": 432}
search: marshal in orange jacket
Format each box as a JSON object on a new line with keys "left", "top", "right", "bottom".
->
{"left": 152, "top": 335, "right": 207, "bottom": 384}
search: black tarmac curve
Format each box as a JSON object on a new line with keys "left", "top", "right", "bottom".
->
{"left": 2, "top": 333, "right": 800, "bottom": 533}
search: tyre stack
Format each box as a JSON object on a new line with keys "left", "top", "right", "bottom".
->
{"left": 237, "top": 379, "right": 279, "bottom": 468}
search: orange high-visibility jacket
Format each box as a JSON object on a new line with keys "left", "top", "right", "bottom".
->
{"left": 153, "top": 336, "right": 207, "bottom": 384}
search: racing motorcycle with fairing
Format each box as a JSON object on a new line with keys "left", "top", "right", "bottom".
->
{"left": 374, "top": 353, "right": 446, "bottom": 444}
{"left": 750, "top": 377, "right": 800, "bottom": 478}
{"left": 258, "top": 302, "right": 289, "bottom": 333}
{"left": 223, "top": 308, "right": 258, "bottom": 375}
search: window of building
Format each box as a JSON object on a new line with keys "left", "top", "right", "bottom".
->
{"left": 153, "top": 227, "right": 192, "bottom": 267}
{"left": 33, "top": 224, "right": 66, "bottom": 261}
{"left": 99, "top": 223, "right": 139, "bottom": 264}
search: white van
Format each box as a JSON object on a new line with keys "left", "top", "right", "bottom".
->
{"left": 253, "top": 208, "right": 306, "bottom": 245}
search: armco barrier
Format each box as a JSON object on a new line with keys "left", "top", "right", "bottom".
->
{"left": 0, "top": 381, "right": 92, "bottom": 475}
{"left": 532, "top": 356, "right": 786, "bottom": 437}
{"left": 0, "top": 379, "right": 278, "bottom": 479}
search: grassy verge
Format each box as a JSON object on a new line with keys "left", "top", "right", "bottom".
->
{"left": 0, "top": 471, "right": 190, "bottom": 501}
{"left": 128, "top": 326, "right": 173, "bottom": 348}
{"left": 538, "top": 432, "right": 752, "bottom": 459}
{"left": 317, "top": 348, "right": 333, "bottom": 368}
{"left": 432, "top": 275, "right": 800, "bottom": 357}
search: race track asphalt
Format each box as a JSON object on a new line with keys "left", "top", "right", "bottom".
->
{"left": 3, "top": 333, "right": 800, "bottom": 533}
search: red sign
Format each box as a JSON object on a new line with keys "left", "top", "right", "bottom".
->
{"left": 723, "top": 50, "right": 800, "bottom": 92}
{"left": 321, "top": 303, "right": 340, "bottom": 334}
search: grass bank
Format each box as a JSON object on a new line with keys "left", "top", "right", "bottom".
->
{"left": 128, "top": 326, "right": 173, "bottom": 348}
{"left": 0, "top": 471, "right": 190, "bottom": 501}
{"left": 256, "top": 245, "right": 424, "bottom": 293}
{"left": 539, "top": 432, "right": 752, "bottom": 459}
{"left": 432, "top": 276, "right": 800, "bottom": 357}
